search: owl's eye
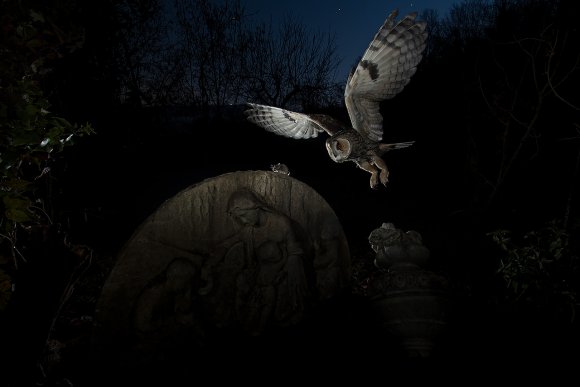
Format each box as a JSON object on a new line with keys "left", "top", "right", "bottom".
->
{"left": 335, "top": 142, "right": 344, "bottom": 151}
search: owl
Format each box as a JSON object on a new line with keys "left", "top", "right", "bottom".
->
{"left": 244, "top": 9, "right": 427, "bottom": 189}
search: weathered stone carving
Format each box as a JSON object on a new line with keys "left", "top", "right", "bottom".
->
{"left": 368, "top": 222, "right": 430, "bottom": 270}
{"left": 199, "top": 188, "right": 309, "bottom": 334}
{"left": 131, "top": 257, "right": 205, "bottom": 363}
{"left": 94, "top": 170, "right": 350, "bottom": 368}
{"left": 367, "top": 222, "right": 451, "bottom": 358}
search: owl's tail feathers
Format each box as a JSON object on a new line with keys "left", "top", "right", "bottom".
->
{"left": 379, "top": 141, "right": 415, "bottom": 154}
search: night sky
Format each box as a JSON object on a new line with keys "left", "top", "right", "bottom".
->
{"left": 241, "top": 0, "right": 457, "bottom": 81}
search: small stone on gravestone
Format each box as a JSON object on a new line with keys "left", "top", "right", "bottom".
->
{"left": 93, "top": 170, "right": 350, "bottom": 371}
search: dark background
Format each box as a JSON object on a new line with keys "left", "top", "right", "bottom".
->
{"left": 1, "top": 0, "right": 579, "bottom": 385}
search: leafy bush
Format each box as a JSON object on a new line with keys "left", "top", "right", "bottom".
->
{"left": 0, "top": 3, "right": 93, "bottom": 309}
{"left": 488, "top": 219, "right": 580, "bottom": 322}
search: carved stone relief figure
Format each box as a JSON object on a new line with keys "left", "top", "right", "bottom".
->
{"left": 200, "top": 189, "right": 309, "bottom": 335}
{"left": 131, "top": 257, "right": 205, "bottom": 362}
{"left": 313, "top": 218, "right": 349, "bottom": 300}
{"left": 95, "top": 170, "right": 350, "bottom": 371}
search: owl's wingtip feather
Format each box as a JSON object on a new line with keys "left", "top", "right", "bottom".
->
{"left": 244, "top": 102, "right": 260, "bottom": 118}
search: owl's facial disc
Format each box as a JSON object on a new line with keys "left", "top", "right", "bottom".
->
{"left": 326, "top": 137, "right": 351, "bottom": 162}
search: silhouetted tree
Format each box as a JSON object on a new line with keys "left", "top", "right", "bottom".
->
{"left": 169, "top": 0, "right": 341, "bottom": 110}
{"left": 115, "top": 0, "right": 184, "bottom": 106}
{"left": 444, "top": 0, "right": 495, "bottom": 43}
{"left": 420, "top": 8, "right": 443, "bottom": 58}
{"left": 174, "top": 0, "right": 251, "bottom": 108}
{"left": 242, "top": 14, "right": 341, "bottom": 110}
{"left": 418, "top": 0, "right": 579, "bottom": 225}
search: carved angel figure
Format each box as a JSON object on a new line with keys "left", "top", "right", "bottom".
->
{"left": 245, "top": 9, "right": 427, "bottom": 188}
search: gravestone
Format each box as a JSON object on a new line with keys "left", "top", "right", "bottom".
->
{"left": 93, "top": 170, "right": 350, "bottom": 374}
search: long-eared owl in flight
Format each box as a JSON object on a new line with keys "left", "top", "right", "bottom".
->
{"left": 245, "top": 9, "right": 428, "bottom": 189}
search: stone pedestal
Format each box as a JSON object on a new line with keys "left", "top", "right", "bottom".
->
{"left": 370, "top": 269, "right": 450, "bottom": 357}
{"left": 367, "top": 223, "right": 451, "bottom": 357}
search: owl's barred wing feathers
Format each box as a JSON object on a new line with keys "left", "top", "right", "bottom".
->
{"left": 244, "top": 103, "right": 321, "bottom": 139}
{"left": 244, "top": 103, "right": 344, "bottom": 139}
{"left": 344, "top": 9, "right": 427, "bottom": 142}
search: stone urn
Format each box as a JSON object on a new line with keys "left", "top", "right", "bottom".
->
{"left": 367, "top": 223, "right": 451, "bottom": 357}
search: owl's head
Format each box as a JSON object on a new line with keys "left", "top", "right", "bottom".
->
{"left": 325, "top": 137, "right": 351, "bottom": 163}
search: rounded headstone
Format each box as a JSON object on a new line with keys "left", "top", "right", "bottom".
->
{"left": 94, "top": 170, "right": 350, "bottom": 371}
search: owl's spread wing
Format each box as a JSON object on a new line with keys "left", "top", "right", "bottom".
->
{"left": 244, "top": 103, "right": 345, "bottom": 139}
{"left": 344, "top": 9, "right": 427, "bottom": 142}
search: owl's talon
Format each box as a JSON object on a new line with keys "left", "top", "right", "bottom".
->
{"left": 380, "top": 170, "right": 389, "bottom": 186}
{"left": 370, "top": 173, "right": 380, "bottom": 189}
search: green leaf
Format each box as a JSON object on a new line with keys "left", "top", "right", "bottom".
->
{"left": 51, "top": 117, "right": 72, "bottom": 129}
{"left": 5, "top": 207, "right": 33, "bottom": 222}
{"left": 29, "top": 10, "right": 45, "bottom": 23}
{"left": 48, "top": 125, "right": 65, "bottom": 139}
{"left": 2, "top": 178, "right": 31, "bottom": 192}
{"left": 2, "top": 196, "right": 33, "bottom": 223}
{"left": 23, "top": 103, "right": 39, "bottom": 117}
{"left": 11, "top": 130, "right": 41, "bottom": 146}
